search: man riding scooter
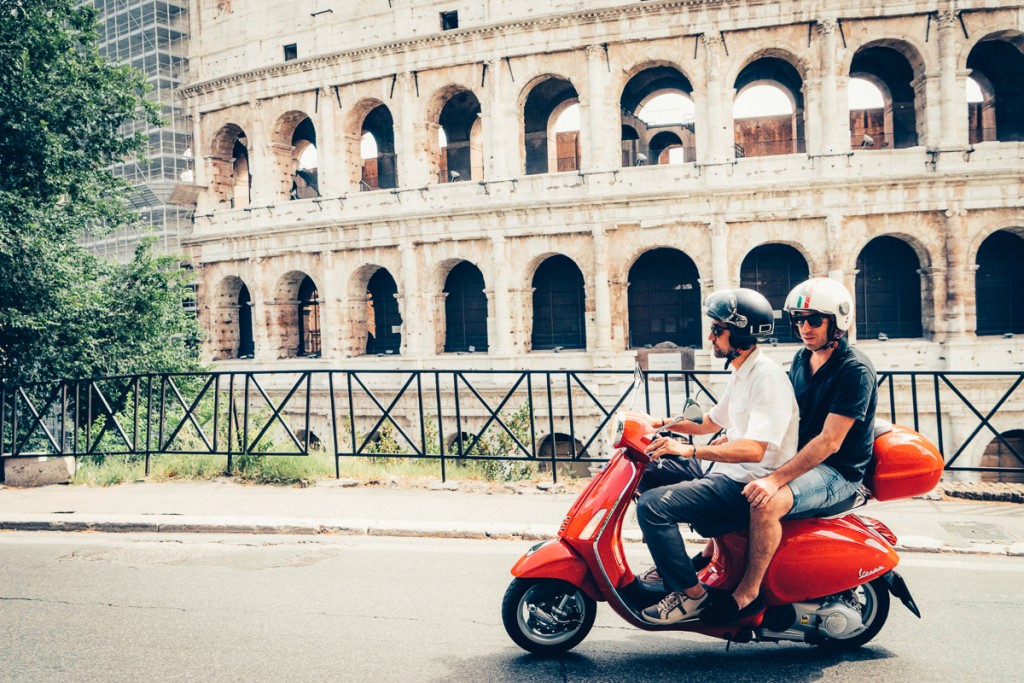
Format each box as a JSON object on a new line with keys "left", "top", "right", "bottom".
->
{"left": 636, "top": 288, "right": 800, "bottom": 624}
{"left": 699, "top": 277, "right": 879, "bottom": 626}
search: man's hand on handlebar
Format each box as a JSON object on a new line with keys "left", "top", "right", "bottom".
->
{"left": 645, "top": 435, "right": 697, "bottom": 460}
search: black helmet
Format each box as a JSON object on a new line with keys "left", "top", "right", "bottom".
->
{"left": 704, "top": 288, "right": 775, "bottom": 351}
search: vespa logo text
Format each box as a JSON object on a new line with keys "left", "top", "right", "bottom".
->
{"left": 858, "top": 565, "right": 885, "bottom": 580}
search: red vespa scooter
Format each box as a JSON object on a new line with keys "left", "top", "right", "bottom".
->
{"left": 502, "top": 375, "right": 944, "bottom": 655}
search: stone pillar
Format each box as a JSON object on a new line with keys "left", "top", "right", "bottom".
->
{"left": 398, "top": 242, "right": 428, "bottom": 357}
{"left": 315, "top": 89, "right": 341, "bottom": 197}
{"left": 825, "top": 212, "right": 846, "bottom": 281}
{"left": 490, "top": 235, "right": 514, "bottom": 355}
{"left": 701, "top": 33, "right": 733, "bottom": 164}
{"left": 484, "top": 58, "right": 518, "bottom": 179}
{"left": 943, "top": 206, "right": 970, "bottom": 338}
{"left": 318, "top": 250, "right": 342, "bottom": 359}
{"left": 395, "top": 72, "right": 430, "bottom": 188}
{"left": 816, "top": 19, "right": 846, "bottom": 154}
{"left": 937, "top": 9, "right": 969, "bottom": 149}
{"left": 709, "top": 217, "right": 730, "bottom": 290}
{"left": 583, "top": 44, "right": 618, "bottom": 172}
{"left": 592, "top": 226, "right": 613, "bottom": 360}
{"left": 247, "top": 105, "right": 277, "bottom": 204}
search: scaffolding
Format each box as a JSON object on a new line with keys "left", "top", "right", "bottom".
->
{"left": 85, "top": 0, "right": 193, "bottom": 263}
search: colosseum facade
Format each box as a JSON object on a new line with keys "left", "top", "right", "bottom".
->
{"left": 179, "top": 1, "right": 1024, "bottom": 474}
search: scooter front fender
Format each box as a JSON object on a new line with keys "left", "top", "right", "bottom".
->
{"left": 511, "top": 539, "right": 604, "bottom": 603}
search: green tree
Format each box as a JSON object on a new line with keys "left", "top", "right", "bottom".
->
{"left": 0, "top": 1, "right": 201, "bottom": 386}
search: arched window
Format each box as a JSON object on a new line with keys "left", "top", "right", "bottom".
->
{"left": 966, "top": 76, "right": 996, "bottom": 144}
{"left": 210, "top": 125, "right": 250, "bottom": 209}
{"left": 531, "top": 255, "right": 586, "bottom": 351}
{"left": 290, "top": 117, "right": 319, "bottom": 200}
{"left": 733, "top": 58, "right": 806, "bottom": 157}
{"left": 850, "top": 45, "right": 921, "bottom": 149}
{"left": 975, "top": 230, "right": 1024, "bottom": 335}
{"left": 538, "top": 433, "right": 590, "bottom": 477}
{"left": 627, "top": 248, "right": 701, "bottom": 348}
{"left": 855, "top": 236, "right": 922, "bottom": 339}
{"left": 365, "top": 269, "right": 402, "bottom": 354}
{"left": 620, "top": 67, "right": 696, "bottom": 167}
{"left": 967, "top": 36, "right": 1024, "bottom": 142}
{"left": 437, "top": 90, "right": 482, "bottom": 183}
{"left": 848, "top": 77, "right": 887, "bottom": 148}
{"left": 297, "top": 276, "right": 321, "bottom": 357}
{"left": 237, "top": 284, "right": 254, "bottom": 358}
{"left": 523, "top": 77, "right": 579, "bottom": 175}
{"left": 981, "top": 430, "right": 1024, "bottom": 483}
{"left": 740, "top": 244, "right": 809, "bottom": 343}
{"left": 444, "top": 262, "right": 488, "bottom": 353}
{"left": 361, "top": 105, "right": 397, "bottom": 190}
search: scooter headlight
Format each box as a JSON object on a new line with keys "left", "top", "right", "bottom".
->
{"left": 611, "top": 412, "right": 626, "bottom": 448}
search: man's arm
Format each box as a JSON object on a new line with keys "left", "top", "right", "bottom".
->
{"left": 742, "top": 412, "right": 856, "bottom": 507}
{"left": 647, "top": 436, "right": 769, "bottom": 464}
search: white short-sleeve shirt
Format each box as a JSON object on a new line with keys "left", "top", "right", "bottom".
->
{"left": 705, "top": 347, "right": 800, "bottom": 483}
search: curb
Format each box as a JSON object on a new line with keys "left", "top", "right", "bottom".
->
{"left": 1, "top": 515, "right": 1021, "bottom": 557}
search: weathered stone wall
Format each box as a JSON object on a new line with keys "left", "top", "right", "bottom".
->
{"left": 182, "top": 1, "right": 1024, "bottom": 472}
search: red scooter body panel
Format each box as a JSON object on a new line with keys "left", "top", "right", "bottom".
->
{"left": 510, "top": 539, "right": 604, "bottom": 602}
{"left": 704, "top": 516, "right": 899, "bottom": 606}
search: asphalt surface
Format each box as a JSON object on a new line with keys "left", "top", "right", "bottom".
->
{"left": 0, "top": 479, "right": 1023, "bottom": 556}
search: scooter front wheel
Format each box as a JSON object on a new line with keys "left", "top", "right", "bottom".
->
{"left": 502, "top": 578, "right": 596, "bottom": 655}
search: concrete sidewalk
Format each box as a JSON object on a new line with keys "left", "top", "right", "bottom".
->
{"left": 0, "top": 479, "right": 1022, "bottom": 556}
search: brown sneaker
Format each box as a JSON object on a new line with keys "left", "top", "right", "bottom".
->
{"left": 637, "top": 566, "right": 661, "bottom": 583}
{"left": 641, "top": 589, "right": 708, "bottom": 624}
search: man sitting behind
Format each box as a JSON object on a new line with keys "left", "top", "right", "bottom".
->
{"left": 700, "top": 277, "right": 878, "bottom": 626}
{"left": 636, "top": 288, "right": 800, "bottom": 624}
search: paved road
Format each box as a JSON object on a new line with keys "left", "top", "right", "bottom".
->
{"left": 0, "top": 533, "right": 1021, "bottom": 682}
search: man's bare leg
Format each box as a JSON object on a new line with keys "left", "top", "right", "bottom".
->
{"left": 731, "top": 486, "right": 794, "bottom": 609}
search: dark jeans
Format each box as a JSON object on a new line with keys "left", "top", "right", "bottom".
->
{"left": 637, "top": 455, "right": 705, "bottom": 494}
{"left": 636, "top": 473, "right": 750, "bottom": 593}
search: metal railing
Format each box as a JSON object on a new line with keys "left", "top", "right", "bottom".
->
{"left": 2, "top": 369, "right": 1022, "bottom": 483}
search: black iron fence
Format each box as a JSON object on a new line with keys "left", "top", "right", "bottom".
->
{"left": 2, "top": 369, "right": 1022, "bottom": 483}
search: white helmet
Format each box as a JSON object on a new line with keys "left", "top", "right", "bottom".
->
{"left": 784, "top": 278, "right": 854, "bottom": 336}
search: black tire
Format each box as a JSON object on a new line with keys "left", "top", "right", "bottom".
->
{"left": 813, "top": 578, "right": 891, "bottom": 651}
{"left": 501, "top": 578, "right": 597, "bottom": 655}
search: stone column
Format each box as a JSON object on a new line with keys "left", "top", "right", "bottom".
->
{"left": 937, "top": 9, "right": 969, "bottom": 149}
{"left": 246, "top": 104, "right": 278, "bottom": 204}
{"left": 398, "top": 242, "right": 428, "bottom": 357}
{"left": 583, "top": 44, "right": 618, "bottom": 172}
{"left": 395, "top": 72, "right": 429, "bottom": 188}
{"left": 825, "top": 212, "right": 846, "bottom": 281}
{"left": 709, "top": 217, "right": 730, "bottom": 290}
{"left": 315, "top": 89, "right": 341, "bottom": 197}
{"left": 700, "top": 33, "right": 733, "bottom": 164}
{"left": 490, "top": 235, "right": 514, "bottom": 355}
{"left": 592, "top": 226, "right": 613, "bottom": 359}
{"left": 318, "top": 250, "right": 343, "bottom": 359}
{"left": 943, "top": 206, "right": 970, "bottom": 338}
{"left": 484, "top": 58, "right": 519, "bottom": 179}
{"left": 816, "top": 19, "right": 846, "bottom": 154}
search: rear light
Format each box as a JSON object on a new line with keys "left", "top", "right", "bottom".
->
{"left": 860, "top": 516, "right": 898, "bottom": 546}
{"left": 579, "top": 509, "right": 608, "bottom": 541}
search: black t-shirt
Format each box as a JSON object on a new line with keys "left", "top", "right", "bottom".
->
{"left": 789, "top": 337, "right": 878, "bottom": 483}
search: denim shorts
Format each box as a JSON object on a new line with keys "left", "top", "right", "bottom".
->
{"left": 785, "top": 464, "right": 860, "bottom": 518}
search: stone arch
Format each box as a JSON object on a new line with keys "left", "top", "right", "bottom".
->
{"left": 980, "top": 430, "right": 1024, "bottom": 483}
{"left": 967, "top": 71, "right": 998, "bottom": 144}
{"left": 209, "top": 124, "right": 251, "bottom": 209}
{"left": 347, "top": 264, "right": 403, "bottom": 356}
{"left": 966, "top": 32, "right": 1024, "bottom": 142}
{"left": 442, "top": 260, "right": 489, "bottom": 353}
{"left": 739, "top": 243, "right": 810, "bottom": 344}
{"left": 732, "top": 53, "right": 807, "bottom": 157}
{"left": 273, "top": 271, "right": 321, "bottom": 358}
{"left": 270, "top": 110, "right": 316, "bottom": 201}
{"left": 529, "top": 254, "right": 587, "bottom": 352}
{"left": 855, "top": 235, "right": 925, "bottom": 340}
{"left": 626, "top": 248, "right": 702, "bottom": 349}
{"left": 519, "top": 75, "right": 580, "bottom": 175}
{"left": 849, "top": 40, "right": 926, "bottom": 149}
{"left": 427, "top": 86, "right": 483, "bottom": 183}
{"left": 619, "top": 65, "right": 696, "bottom": 167}
{"left": 974, "top": 229, "right": 1024, "bottom": 336}
{"left": 352, "top": 100, "right": 398, "bottom": 190}
{"left": 211, "top": 276, "right": 255, "bottom": 360}
{"left": 537, "top": 433, "right": 591, "bottom": 477}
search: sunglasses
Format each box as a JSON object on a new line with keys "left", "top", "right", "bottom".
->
{"left": 791, "top": 313, "right": 826, "bottom": 328}
{"left": 710, "top": 324, "right": 729, "bottom": 338}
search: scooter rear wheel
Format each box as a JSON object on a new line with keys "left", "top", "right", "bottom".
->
{"left": 812, "top": 578, "right": 891, "bottom": 651}
{"left": 502, "top": 578, "right": 596, "bottom": 655}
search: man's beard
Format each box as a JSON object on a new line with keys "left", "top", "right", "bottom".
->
{"left": 712, "top": 345, "right": 729, "bottom": 358}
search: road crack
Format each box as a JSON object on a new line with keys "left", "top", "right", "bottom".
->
{"left": 0, "top": 595, "right": 188, "bottom": 612}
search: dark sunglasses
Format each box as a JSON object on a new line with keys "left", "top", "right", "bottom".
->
{"left": 710, "top": 324, "right": 729, "bottom": 338}
{"left": 791, "top": 313, "right": 825, "bottom": 328}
